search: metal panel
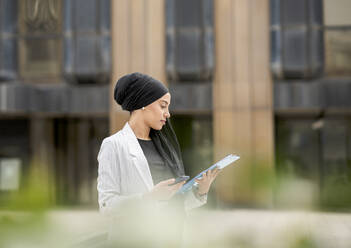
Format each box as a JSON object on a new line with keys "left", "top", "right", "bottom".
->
{"left": 0, "top": 83, "right": 109, "bottom": 114}
{"left": 282, "top": 0, "right": 307, "bottom": 25}
{"left": 75, "top": 0, "right": 97, "bottom": 32}
{"left": 75, "top": 36, "right": 98, "bottom": 75}
{"left": 31, "top": 85, "right": 69, "bottom": 113}
{"left": 176, "top": 0, "right": 202, "bottom": 27}
{"left": 63, "top": 0, "right": 111, "bottom": 84}
{"left": 1, "top": 38, "right": 17, "bottom": 79}
{"left": 310, "top": 29, "right": 324, "bottom": 73}
{"left": 0, "top": 81, "right": 215, "bottom": 114}
{"left": 310, "top": 0, "right": 323, "bottom": 24}
{"left": 274, "top": 79, "right": 351, "bottom": 111}
{"left": 168, "top": 82, "right": 212, "bottom": 113}
{"left": 0, "top": 0, "right": 18, "bottom": 81}
{"left": 0, "top": 83, "right": 32, "bottom": 112}
{"left": 283, "top": 28, "right": 308, "bottom": 76}
{"left": 323, "top": 80, "right": 351, "bottom": 107}
{"left": 175, "top": 31, "right": 202, "bottom": 77}
{"left": 1, "top": 0, "right": 17, "bottom": 32}
{"left": 166, "top": 0, "right": 214, "bottom": 82}
{"left": 270, "top": 0, "right": 324, "bottom": 79}
{"left": 274, "top": 81, "right": 324, "bottom": 110}
{"left": 68, "top": 86, "right": 109, "bottom": 114}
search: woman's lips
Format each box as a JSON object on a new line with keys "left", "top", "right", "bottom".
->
{"left": 161, "top": 120, "right": 166, "bottom": 124}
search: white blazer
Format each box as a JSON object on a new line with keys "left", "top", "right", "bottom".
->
{"left": 97, "top": 122, "right": 206, "bottom": 217}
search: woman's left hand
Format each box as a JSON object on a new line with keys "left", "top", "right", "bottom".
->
{"left": 195, "top": 168, "right": 221, "bottom": 195}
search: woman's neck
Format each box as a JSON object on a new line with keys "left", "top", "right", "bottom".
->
{"left": 128, "top": 115, "right": 151, "bottom": 140}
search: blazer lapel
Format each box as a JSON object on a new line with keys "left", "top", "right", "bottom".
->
{"left": 122, "top": 123, "right": 154, "bottom": 190}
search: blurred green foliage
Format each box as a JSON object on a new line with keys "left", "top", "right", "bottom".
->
{"left": 1, "top": 164, "right": 52, "bottom": 212}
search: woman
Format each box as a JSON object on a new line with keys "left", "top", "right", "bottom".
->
{"left": 97, "top": 72, "right": 220, "bottom": 246}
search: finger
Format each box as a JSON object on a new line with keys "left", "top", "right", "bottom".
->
{"left": 170, "top": 184, "right": 182, "bottom": 192}
{"left": 162, "top": 178, "right": 175, "bottom": 185}
{"left": 209, "top": 169, "right": 217, "bottom": 176}
{"left": 176, "top": 183, "right": 184, "bottom": 189}
{"left": 170, "top": 180, "right": 185, "bottom": 189}
{"left": 197, "top": 174, "right": 205, "bottom": 180}
{"left": 208, "top": 169, "right": 216, "bottom": 176}
{"left": 214, "top": 169, "right": 221, "bottom": 177}
{"left": 212, "top": 168, "right": 220, "bottom": 175}
{"left": 169, "top": 185, "right": 178, "bottom": 191}
{"left": 209, "top": 168, "right": 218, "bottom": 175}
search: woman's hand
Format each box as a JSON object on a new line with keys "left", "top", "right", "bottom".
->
{"left": 195, "top": 168, "right": 221, "bottom": 195}
{"left": 143, "top": 178, "right": 185, "bottom": 201}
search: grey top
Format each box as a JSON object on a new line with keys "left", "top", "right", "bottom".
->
{"left": 137, "top": 139, "right": 175, "bottom": 185}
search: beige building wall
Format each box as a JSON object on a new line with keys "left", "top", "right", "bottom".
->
{"left": 323, "top": 0, "right": 351, "bottom": 26}
{"left": 213, "top": 0, "right": 274, "bottom": 206}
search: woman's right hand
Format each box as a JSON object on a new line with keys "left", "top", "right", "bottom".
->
{"left": 142, "top": 178, "right": 185, "bottom": 201}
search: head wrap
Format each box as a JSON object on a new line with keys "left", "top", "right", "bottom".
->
{"left": 114, "top": 72, "right": 185, "bottom": 177}
{"left": 114, "top": 72, "right": 168, "bottom": 111}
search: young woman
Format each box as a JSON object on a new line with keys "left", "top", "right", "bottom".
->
{"left": 97, "top": 72, "right": 220, "bottom": 245}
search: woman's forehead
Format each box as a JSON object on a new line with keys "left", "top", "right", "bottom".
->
{"left": 160, "top": 93, "right": 171, "bottom": 103}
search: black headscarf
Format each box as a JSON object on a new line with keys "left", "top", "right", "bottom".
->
{"left": 114, "top": 72, "right": 185, "bottom": 177}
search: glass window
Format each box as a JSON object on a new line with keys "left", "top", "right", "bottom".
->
{"left": 0, "top": 0, "right": 18, "bottom": 81}
{"left": 275, "top": 116, "right": 351, "bottom": 209}
{"left": 324, "top": 0, "right": 351, "bottom": 77}
{"left": 271, "top": 0, "right": 351, "bottom": 78}
{"left": 166, "top": 0, "right": 214, "bottom": 82}
{"left": 324, "top": 30, "right": 351, "bottom": 77}
{"left": 276, "top": 118, "right": 320, "bottom": 181}
{"left": 63, "top": 0, "right": 111, "bottom": 84}
{"left": 270, "top": 0, "right": 324, "bottom": 79}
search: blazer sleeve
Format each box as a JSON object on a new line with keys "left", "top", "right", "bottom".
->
{"left": 97, "top": 139, "right": 144, "bottom": 217}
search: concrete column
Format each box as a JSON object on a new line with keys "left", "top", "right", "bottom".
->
{"left": 213, "top": 0, "right": 274, "bottom": 207}
{"left": 110, "top": 0, "right": 166, "bottom": 133}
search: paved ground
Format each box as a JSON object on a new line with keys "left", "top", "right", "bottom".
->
{"left": 2, "top": 209, "right": 351, "bottom": 248}
{"left": 184, "top": 209, "right": 351, "bottom": 248}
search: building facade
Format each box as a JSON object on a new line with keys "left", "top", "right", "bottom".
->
{"left": 0, "top": 0, "right": 350, "bottom": 209}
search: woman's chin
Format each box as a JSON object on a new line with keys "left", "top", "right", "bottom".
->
{"left": 152, "top": 124, "right": 163, "bottom": 131}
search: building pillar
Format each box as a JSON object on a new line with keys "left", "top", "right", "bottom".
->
{"left": 110, "top": 0, "right": 166, "bottom": 133}
{"left": 30, "top": 117, "right": 55, "bottom": 205}
{"left": 213, "top": 0, "right": 274, "bottom": 206}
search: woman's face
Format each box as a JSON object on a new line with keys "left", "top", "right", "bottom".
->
{"left": 144, "top": 93, "right": 171, "bottom": 130}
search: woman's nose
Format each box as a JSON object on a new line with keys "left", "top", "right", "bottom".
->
{"left": 165, "top": 110, "right": 171, "bottom": 118}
